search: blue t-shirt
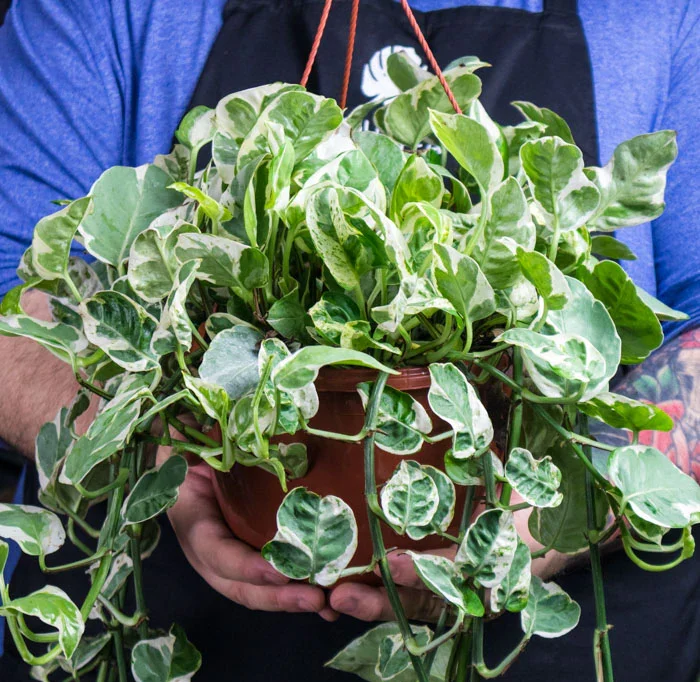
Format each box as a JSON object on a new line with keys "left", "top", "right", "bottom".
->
{"left": 0, "top": 0, "right": 699, "bottom": 656}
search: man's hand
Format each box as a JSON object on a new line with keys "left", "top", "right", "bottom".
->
{"left": 330, "top": 501, "right": 566, "bottom": 623}
{"left": 158, "top": 445, "right": 339, "bottom": 621}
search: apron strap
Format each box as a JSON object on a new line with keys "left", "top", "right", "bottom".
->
{"left": 543, "top": 0, "right": 578, "bottom": 14}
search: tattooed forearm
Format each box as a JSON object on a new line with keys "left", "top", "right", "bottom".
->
{"left": 597, "top": 326, "right": 700, "bottom": 482}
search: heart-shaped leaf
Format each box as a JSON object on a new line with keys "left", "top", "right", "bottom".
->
{"left": 608, "top": 445, "right": 700, "bottom": 528}
{"left": 455, "top": 508, "right": 518, "bottom": 588}
{"left": 428, "top": 363, "right": 493, "bottom": 458}
{"left": 578, "top": 392, "right": 673, "bottom": 433}
{"left": 491, "top": 539, "right": 532, "bottom": 613}
{"left": 505, "top": 447, "right": 563, "bottom": 508}
{"left": 520, "top": 576, "right": 580, "bottom": 639}
{"left": 122, "top": 455, "right": 188, "bottom": 525}
{"left": 131, "top": 624, "right": 201, "bottom": 682}
{"left": 0, "top": 504, "right": 65, "bottom": 556}
{"left": 198, "top": 326, "right": 264, "bottom": 400}
{"left": 357, "top": 383, "right": 432, "bottom": 455}
{"left": 380, "top": 461, "right": 439, "bottom": 538}
{"left": 0, "top": 586, "right": 84, "bottom": 659}
{"left": 79, "top": 165, "right": 182, "bottom": 268}
{"left": 262, "top": 487, "right": 358, "bottom": 586}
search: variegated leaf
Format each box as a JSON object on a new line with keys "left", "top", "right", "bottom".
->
{"left": 357, "top": 383, "right": 432, "bottom": 455}
{"left": 455, "top": 508, "right": 518, "bottom": 588}
{"left": 491, "top": 539, "right": 532, "bottom": 613}
{"left": 262, "top": 487, "right": 358, "bottom": 587}
{"left": 520, "top": 576, "right": 580, "bottom": 639}
{"left": 0, "top": 504, "right": 65, "bottom": 556}
{"left": 428, "top": 363, "right": 493, "bottom": 458}
{"left": 131, "top": 624, "right": 201, "bottom": 682}
{"left": 380, "top": 461, "right": 439, "bottom": 538}
{"left": 505, "top": 447, "right": 563, "bottom": 508}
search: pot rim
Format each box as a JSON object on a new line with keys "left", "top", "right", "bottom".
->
{"left": 315, "top": 364, "right": 430, "bottom": 392}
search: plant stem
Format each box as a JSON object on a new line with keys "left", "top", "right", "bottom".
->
{"left": 75, "top": 468, "right": 130, "bottom": 500}
{"left": 409, "top": 612, "right": 464, "bottom": 656}
{"left": 39, "top": 549, "right": 106, "bottom": 574}
{"left": 129, "top": 448, "right": 149, "bottom": 638}
{"left": 500, "top": 351, "right": 523, "bottom": 506}
{"left": 580, "top": 414, "right": 614, "bottom": 682}
{"left": 362, "top": 372, "right": 429, "bottom": 682}
{"left": 111, "top": 626, "right": 128, "bottom": 682}
{"left": 167, "top": 415, "right": 220, "bottom": 447}
{"left": 425, "top": 607, "right": 449, "bottom": 674}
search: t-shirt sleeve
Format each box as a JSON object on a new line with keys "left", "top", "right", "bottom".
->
{"left": 652, "top": 3, "right": 700, "bottom": 339}
{"left": 0, "top": 0, "right": 124, "bottom": 296}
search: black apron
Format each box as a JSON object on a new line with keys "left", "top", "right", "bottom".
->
{"left": 6, "top": 3, "right": 699, "bottom": 682}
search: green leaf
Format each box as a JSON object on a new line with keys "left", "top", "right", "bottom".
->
{"left": 590, "top": 235, "right": 637, "bottom": 261}
{"left": 546, "top": 277, "right": 621, "bottom": 398}
{"left": 154, "top": 260, "right": 200, "bottom": 353}
{"left": 79, "top": 165, "right": 183, "bottom": 268}
{"left": 0, "top": 315, "right": 86, "bottom": 363}
{"left": 384, "top": 68, "right": 482, "bottom": 149}
{"left": 354, "top": 131, "right": 405, "bottom": 192}
{"left": 520, "top": 576, "right": 580, "bottom": 639}
{"left": 237, "top": 90, "right": 343, "bottom": 167}
{"left": 327, "top": 622, "right": 449, "bottom": 682}
{"left": 31, "top": 197, "right": 92, "bottom": 284}
{"left": 183, "top": 374, "right": 230, "bottom": 422}
{"left": 376, "top": 630, "right": 431, "bottom": 680}
{"left": 153, "top": 144, "right": 191, "bottom": 183}
{"left": 578, "top": 392, "right": 673, "bottom": 433}
{"left": 411, "top": 466, "right": 456, "bottom": 538}
{"left": 471, "top": 177, "right": 535, "bottom": 289}
{"left": 386, "top": 50, "right": 431, "bottom": 91}
{"left": 409, "top": 553, "right": 484, "bottom": 616}
{"left": 504, "top": 447, "right": 563, "bottom": 508}
{"left": 175, "top": 232, "right": 268, "bottom": 292}
{"left": 198, "top": 326, "right": 264, "bottom": 400}
{"left": 58, "top": 633, "right": 111, "bottom": 678}
{"left": 305, "top": 185, "right": 389, "bottom": 291}
{"left": 63, "top": 391, "right": 146, "bottom": 485}
{"left": 216, "top": 83, "right": 302, "bottom": 143}
{"left": 122, "top": 456, "right": 188, "bottom": 525}
{"left": 80, "top": 291, "right": 161, "bottom": 372}
{"left": 0, "top": 504, "right": 65, "bottom": 556}
{"left": 357, "top": 382, "right": 432, "bottom": 455}
{"left": 429, "top": 111, "right": 503, "bottom": 194}
{"left": 175, "top": 105, "right": 215, "bottom": 151}
{"left": 608, "top": 444, "right": 700, "bottom": 528}
{"left": 127, "top": 222, "right": 198, "bottom": 302}
{"left": 131, "top": 624, "right": 201, "bottom": 682}
{"left": 262, "top": 487, "right": 358, "bottom": 586}
{"left": 529, "top": 441, "right": 607, "bottom": 553}
{"left": 491, "top": 539, "right": 531, "bottom": 613}
{"left": 380, "top": 461, "right": 439, "bottom": 538}
{"left": 0, "top": 586, "right": 84, "bottom": 659}
{"left": 433, "top": 244, "right": 496, "bottom": 332}
{"left": 587, "top": 130, "right": 677, "bottom": 231}
{"left": 516, "top": 249, "right": 570, "bottom": 310}
{"left": 428, "top": 363, "right": 493, "bottom": 459}
{"left": 499, "top": 328, "right": 606, "bottom": 401}
{"left": 582, "top": 260, "right": 662, "bottom": 364}
{"left": 520, "top": 136, "right": 600, "bottom": 232}
{"left": 272, "top": 346, "right": 397, "bottom": 391}
{"left": 635, "top": 287, "right": 688, "bottom": 322}
{"left": 455, "top": 508, "right": 518, "bottom": 587}
{"left": 169, "top": 182, "right": 232, "bottom": 224}
{"left": 267, "top": 288, "right": 310, "bottom": 341}
{"left": 512, "top": 101, "right": 574, "bottom": 144}
{"left": 390, "top": 155, "right": 444, "bottom": 222}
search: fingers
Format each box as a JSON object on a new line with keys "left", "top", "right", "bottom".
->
{"left": 190, "top": 524, "right": 290, "bottom": 586}
{"left": 330, "top": 582, "right": 443, "bottom": 623}
{"left": 380, "top": 547, "right": 457, "bottom": 589}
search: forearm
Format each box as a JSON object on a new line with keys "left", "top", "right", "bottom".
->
{"left": 0, "top": 290, "right": 91, "bottom": 458}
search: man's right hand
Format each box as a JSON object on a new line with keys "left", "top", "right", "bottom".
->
{"left": 160, "top": 446, "right": 339, "bottom": 622}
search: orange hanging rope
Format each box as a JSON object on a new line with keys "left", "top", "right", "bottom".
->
{"left": 300, "top": 0, "right": 335, "bottom": 88}
{"left": 398, "top": 0, "right": 462, "bottom": 114}
{"left": 339, "top": 0, "right": 360, "bottom": 108}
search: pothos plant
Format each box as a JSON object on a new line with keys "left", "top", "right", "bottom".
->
{"left": 0, "top": 52, "right": 699, "bottom": 682}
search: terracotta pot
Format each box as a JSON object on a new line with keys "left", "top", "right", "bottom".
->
{"left": 211, "top": 366, "right": 480, "bottom": 581}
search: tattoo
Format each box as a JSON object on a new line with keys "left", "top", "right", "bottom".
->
{"left": 603, "top": 326, "right": 700, "bottom": 482}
